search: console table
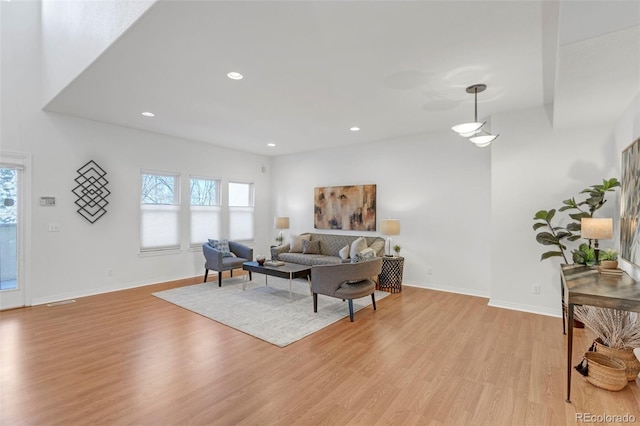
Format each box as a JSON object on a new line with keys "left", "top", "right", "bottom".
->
{"left": 561, "top": 265, "right": 640, "bottom": 403}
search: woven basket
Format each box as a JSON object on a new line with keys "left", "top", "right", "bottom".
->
{"left": 581, "top": 352, "right": 627, "bottom": 391}
{"left": 593, "top": 339, "right": 640, "bottom": 381}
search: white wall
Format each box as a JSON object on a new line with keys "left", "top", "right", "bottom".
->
{"left": 2, "top": 1, "right": 272, "bottom": 305}
{"left": 271, "top": 131, "right": 493, "bottom": 298}
{"left": 41, "top": 0, "right": 155, "bottom": 105}
{"left": 613, "top": 94, "right": 640, "bottom": 281}
{"left": 490, "top": 106, "right": 619, "bottom": 316}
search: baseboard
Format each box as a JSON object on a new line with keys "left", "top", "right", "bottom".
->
{"left": 402, "top": 280, "right": 490, "bottom": 299}
{"left": 30, "top": 274, "right": 207, "bottom": 306}
{"left": 488, "top": 298, "right": 562, "bottom": 318}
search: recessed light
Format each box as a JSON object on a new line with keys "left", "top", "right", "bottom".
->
{"left": 141, "top": 112, "right": 155, "bottom": 117}
{"left": 350, "top": 127, "right": 360, "bottom": 132}
{"left": 267, "top": 143, "right": 276, "bottom": 147}
{"left": 227, "top": 72, "right": 243, "bottom": 80}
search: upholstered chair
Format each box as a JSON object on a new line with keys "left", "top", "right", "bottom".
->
{"left": 203, "top": 241, "right": 253, "bottom": 287}
{"left": 310, "top": 257, "right": 382, "bottom": 322}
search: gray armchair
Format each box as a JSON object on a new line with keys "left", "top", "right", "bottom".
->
{"left": 203, "top": 241, "right": 254, "bottom": 287}
{"left": 310, "top": 257, "right": 382, "bottom": 322}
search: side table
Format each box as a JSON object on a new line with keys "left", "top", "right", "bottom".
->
{"left": 379, "top": 256, "right": 404, "bottom": 293}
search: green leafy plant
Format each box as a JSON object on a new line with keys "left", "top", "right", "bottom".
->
{"left": 393, "top": 244, "right": 401, "bottom": 254}
{"left": 532, "top": 178, "right": 620, "bottom": 263}
{"left": 572, "top": 243, "right": 596, "bottom": 265}
{"left": 599, "top": 248, "right": 618, "bottom": 261}
{"left": 532, "top": 209, "right": 579, "bottom": 263}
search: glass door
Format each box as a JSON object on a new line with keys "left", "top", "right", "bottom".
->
{"left": 0, "top": 157, "right": 27, "bottom": 310}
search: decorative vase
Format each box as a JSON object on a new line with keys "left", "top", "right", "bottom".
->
{"left": 600, "top": 260, "right": 618, "bottom": 269}
{"left": 256, "top": 255, "right": 266, "bottom": 266}
{"left": 593, "top": 338, "right": 640, "bottom": 381}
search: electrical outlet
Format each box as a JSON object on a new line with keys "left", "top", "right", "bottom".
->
{"left": 107, "top": 269, "right": 113, "bottom": 277}
{"left": 427, "top": 266, "right": 432, "bottom": 275}
{"left": 532, "top": 284, "right": 541, "bottom": 294}
{"left": 48, "top": 223, "right": 60, "bottom": 232}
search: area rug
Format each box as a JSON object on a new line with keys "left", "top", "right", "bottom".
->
{"left": 152, "top": 276, "right": 389, "bottom": 347}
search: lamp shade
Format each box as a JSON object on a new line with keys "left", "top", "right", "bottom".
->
{"left": 581, "top": 218, "right": 613, "bottom": 240}
{"left": 380, "top": 219, "right": 400, "bottom": 236}
{"left": 274, "top": 216, "right": 290, "bottom": 230}
{"left": 451, "top": 122, "right": 484, "bottom": 135}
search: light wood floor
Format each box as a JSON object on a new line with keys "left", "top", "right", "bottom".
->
{"left": 1, "top": 273, "right": 639, "bottom": 426}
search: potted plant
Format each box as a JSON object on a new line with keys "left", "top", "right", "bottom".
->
{"left": 533, "top": 178, "right": 620, "bottom": 263}
{"left": 599, "top": 248, "right": 618, "bottom": 269}
{"left": 393, "top": 244, "right": 401, "bottom": 257}
{"left": 575, "top": 306, "right": 640, "bottom": 381}
{"left": 572, "top": 243, "right": 596, "bottom": 266}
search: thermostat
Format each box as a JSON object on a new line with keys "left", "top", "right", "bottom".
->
{"left": 40, "top": 196, "right": 56, "bottom": 206}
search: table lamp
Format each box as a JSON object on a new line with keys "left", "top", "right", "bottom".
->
{"left": 581, "top": 218, "right": 613, "bottom": 265}
{"left": 380, "top": 219, "right": 400, "bottom": 256}
{"left": 274, "top": 216, "right": 289, "bottom": 246}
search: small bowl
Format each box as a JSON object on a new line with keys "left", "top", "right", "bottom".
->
{"left": 256, "top": 255, "right": 266, "bottom": 266}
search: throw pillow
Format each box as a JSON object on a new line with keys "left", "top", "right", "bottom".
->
{"left": 349, "top": 237, "right": 368, "bottom": 259}
{"left": 352, "top": 249, "right": 375, "bottom": 263}
{"left": 338, "top": 245, "right": 350, "bottom": 260}
{"left": 289, "top": 234, "right": 311, "bottom": 253}
{"left": 208, "top": 239, "right": 218, "bottom": 247}
{"left": 369, "top": 239, "right": 385, "bottom": 256}
{"left": 215, "top": 239, "right": 233, "bottom": 257}
{"left": 302, "top": 239, "right": 321, "bottom": 254}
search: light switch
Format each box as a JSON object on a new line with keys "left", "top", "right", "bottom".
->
{"left": 48, "top": 223, "right": 60, "bottom": 232}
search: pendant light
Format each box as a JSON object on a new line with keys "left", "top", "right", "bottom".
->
{"left": 452, "top": 84, "right": 499, "bottom": 147}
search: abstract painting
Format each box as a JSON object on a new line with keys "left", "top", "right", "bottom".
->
{"left": 314, "top": 184, "right": 376, "bottom": 231}
{"left": 620, "top": 137, "right": 640, "bottom": 267}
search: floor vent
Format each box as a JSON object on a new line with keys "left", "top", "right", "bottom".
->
{"left": 47, "top": 300, "right": 76, "bottom": 307}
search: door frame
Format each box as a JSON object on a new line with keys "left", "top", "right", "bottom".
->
{"left": 0, "top": 152, "right": 31, "bottom": 309}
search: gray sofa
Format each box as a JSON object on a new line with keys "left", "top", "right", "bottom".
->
{"left": 270, "top": 233, "right": 385, "bottom": 266}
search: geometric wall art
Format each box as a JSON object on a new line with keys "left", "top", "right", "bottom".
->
{"left": 314, "top": 184, "right": 376, "bottom": 231}
{"left": 620, "top": 137, "right": 640, "bottom": 267}
{"left": 72, "top": 160, "right": 110, "bottom": 224}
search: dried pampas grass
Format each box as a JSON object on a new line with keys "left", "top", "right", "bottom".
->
{"left": 574, "top": 306, "right": 640, "bottom": 349}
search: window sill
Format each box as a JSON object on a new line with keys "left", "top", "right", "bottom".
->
{"left": 138, "top": 248, "right": 182, "bottom": 257}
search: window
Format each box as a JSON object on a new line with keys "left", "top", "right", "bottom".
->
{"left": 140, "top": 172, "right": 180, "bottom": 251}
{"left": 190, "top": 177, "right": 221, "bottom": 246}
{"left": 228, "top": 181, "right": 254, "bottom": 241}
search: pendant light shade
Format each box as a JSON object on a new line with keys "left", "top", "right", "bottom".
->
{"left": 452, "top": 84, "right": 499, "bottom": 147}
{"left": 451, "top": 121, "right": 484, "bottom": 135}
{"left": 469, "top": 131, "right": 499, "bottom": 145}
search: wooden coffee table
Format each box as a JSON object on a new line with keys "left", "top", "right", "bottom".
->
{"left": 242, "top": 261, "right": 312, "bottom": 300}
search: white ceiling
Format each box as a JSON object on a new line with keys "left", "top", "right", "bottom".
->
{"left": 44, "top": 1, "right": 640, "bottom": 156}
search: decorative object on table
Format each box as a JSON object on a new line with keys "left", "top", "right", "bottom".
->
{"left": 274, "top": 216, "right": 289, "bottom": 246}
{"left": 574, "top": 351, "right": 627, "bottom": 391}
{"left": 313, "top": 184, "right": 376, "bottom": 231}
{"left": 256, "top": 254, "right": 266, "bottom": 266}
{"left": 451, "top": 83, "right": 499, "bottom": 148}
{"left": 380, "top": 218, "right": 400, "bottom": 256}
{"left": 580, "top": 218, "right": 613, "bottom": 265}
{"left": 393, "top": 244, "right": 401, "bottom": 257}
{"left": 575, "top": 305, "right": 640, "bottom": 381}
{"left": 72, "top": 160, "right": 110, "bottom": 223}
{"left": 599, "top": 248, "right": 619, "bottom": 270}
{"left": 620, "top": 136, "right": 640, "bottom": 267}
{"left": 532, "top": 177, "right": 619, "bottom": 263}
{"left": 599, "top": 268, "right": 623, "bottom": 276}
{"left": 379, "top": 256, "right": 404, "bottom": 293}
